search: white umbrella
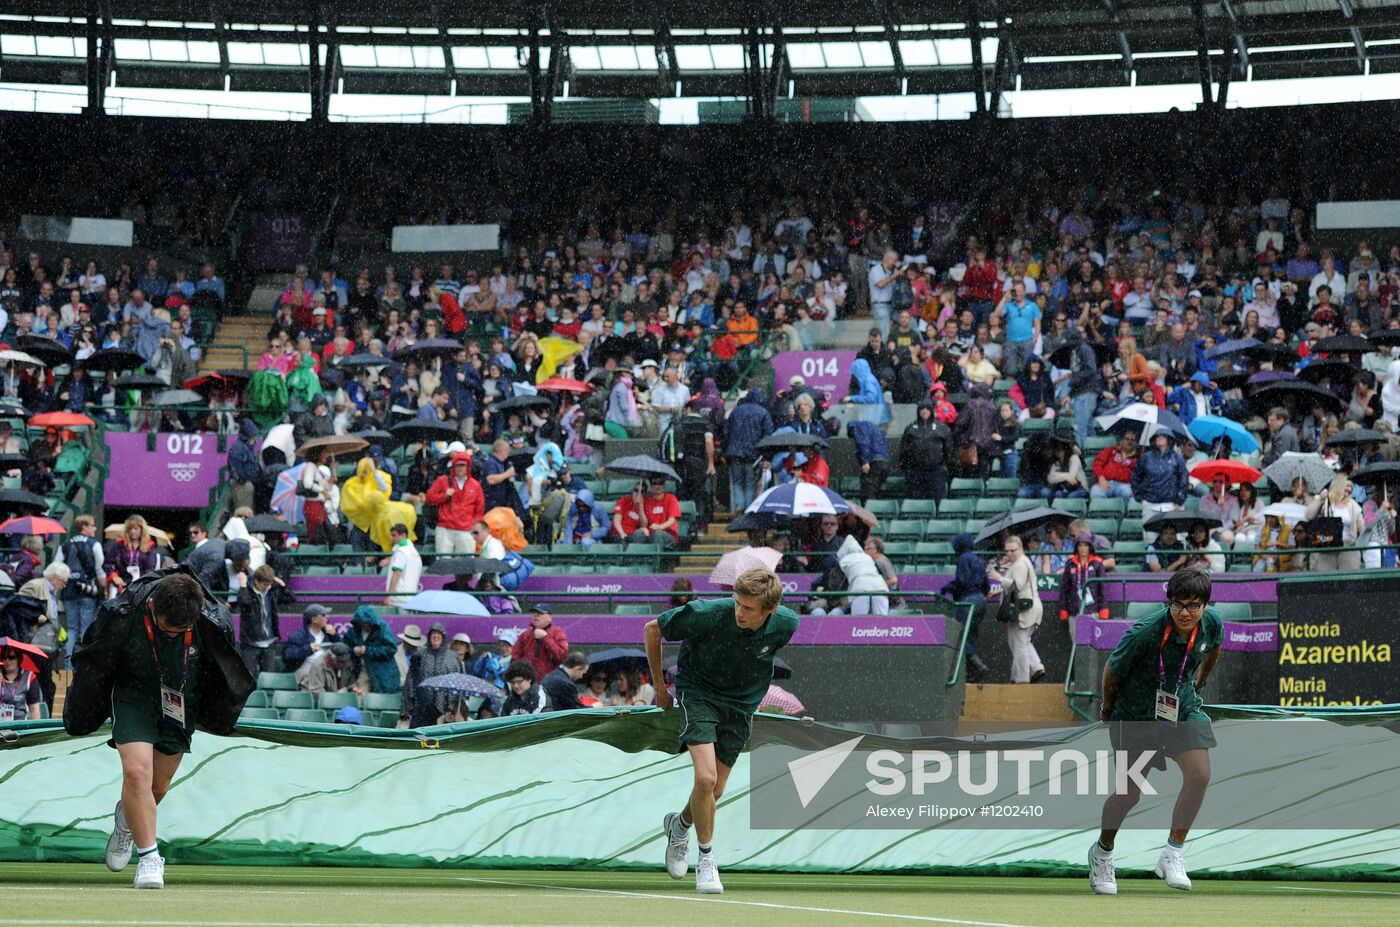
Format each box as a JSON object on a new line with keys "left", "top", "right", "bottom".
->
{"left": 709, "top": 546, "right": 783, "bottom": 588}
{"left": 0, "top": 350, "right": 44, "bottom": 368}
{"left": 1261, "top": 502, "right": 1307, "bottom": 527}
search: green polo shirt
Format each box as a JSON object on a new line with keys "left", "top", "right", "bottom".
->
{"left": 659, "top": 598, "right": 800, "bottom": 714}
{"left": 1106, "top": 606, "right": 1222, "bottom": 721}
{"left": 112, "top": 614, "right": 203, "bottom": 723}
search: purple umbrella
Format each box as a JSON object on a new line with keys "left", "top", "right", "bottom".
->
{"left": 1247, "top": 370, "right": 1298, "bottom": 387}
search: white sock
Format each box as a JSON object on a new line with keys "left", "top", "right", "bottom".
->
{"left": 136, "top": 844, "right": 158, "bottom": 858}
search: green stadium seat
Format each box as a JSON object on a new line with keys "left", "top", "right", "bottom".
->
{"left": 570, "top": 462, "right": 598, "bottom": 478}
{"left": 985, "top": 478, "right": 1019, "bottom": 498}
{"left": 316, "top": 692, "right": 358, "bottom": 711}
{"left": 605, "top": 565, "right": 646, "bottom": 575}
{"left": 243, "top": 690, "right": 271, "bottom": 708}
{"left": 1115, "top": 541, "right": 1148, "bottom": 558}
{"left": 1214, "top": 601, "right": 1254, "bottom": 620}
{"left": 949, "top": 478, "right": 983, "bottom": 498}
{"left": 272, "top": 691, "right": 314, "bottom": 710}
{"left": 838, "top": 476, "right": 861, "bottom": 496}
{"left": 257, "top": 672, "right": 297, "bottom": 691}
{"left": 1125, "top": 499, "right": 1143, "bottom": 518}
{"left": 1088, "top": 497, "right": 1125, "bottom": 516}
{"left": 284, "top": 708, "right": 330, "bottom": 724}
{"left": 963, "top": 519, "right": 988, "bottom": 537}
{"left": 1051, "top": 497, "right": 1088, "bottom": 517}
{"left": 305, "top": 566, "right": 341, "bottom": 576}
{"left": 530, "top": 566, "right": 568, "bottom": 576}
{"left": 886, "top": 519, "right": 925, "bottom": 541}
{"left": 1084, "top": 436, "right": 1115, "bottom": 455}
{"left": 614, "top": 604, "right": 653, "bottom": 615}
{"left": 678, "top": 500, "right": 697, "bottom": 519}
{"left": 364, "top": 692, "right": 402, "bottom": 712}
{"left": 974, "top": 498, "right": 1011, "bottom": 518}
{"left": 370, "top": 710, "right": 400, "bottom": 728}
{"left": 865, "top": 499, "right": 899, "bottom": 519}
{"left": 1183, "top": 495, "right": 1201, "bottom": 511}
{"left": 937, "top": 498, "right": 975, "bottom": 518}
{"left": 299, "top": 544, "right": 329, "bottom": 555}
{"left": 330, "top": 544, "right": 354, "bottom": 555}
{"left": 914, "top": 541, "right": 953, "bottom": 560}
{"left": 1086, "top": 518, "right": 1120, "bottom": 539}
{"left": 880, "top": 541, "right": 916, "bottom": 558}
{"left": 1021, "top": 418, "right": 1054, "bottom": 433}
{"left": 992, "top": 378, "right": 1014, "bottom": 395}
{"left": 583, "top": 479, "right": 605, "bottom": 496}
{"left": 239, "top": 708, "right": 281, "bottom": 721}
{"left": 899, "top": 499, "right": 938, "bottom": 519}
{"left": 925, "top": 519, "right": 964, "bottom": 541}
{"left": 1013, "top": 497, "right": 1044, "bottom": 510}
{"left": 883, "top": 476, "right": 906, "bottom": 496}
{"left": 606, "top": 478, "right": 639, "bottom": 497}
{"left": 588, "top": 543, "right": 626, "bottom": 559}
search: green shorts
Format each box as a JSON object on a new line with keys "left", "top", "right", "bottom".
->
{"left": 110, "top": 697, "right": 193, "bottom": 756}
{"left": 1109, "top": 711, "right": 1215, "bottom": 772}
{"left": 675, "top": 691, "right": 753, "bottom": 768}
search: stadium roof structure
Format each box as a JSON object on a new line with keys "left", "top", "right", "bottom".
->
{"left": 5, "top": 1, "right": 1400, "bottom": 120}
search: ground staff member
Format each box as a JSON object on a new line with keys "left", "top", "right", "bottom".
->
{"left": 1089, "top": 568, "right": 1221, "bottom": 896}
{"left": 64, "top": 568, "right": 254, "bottom": 890}
{"left": 645, "top": 568, "right": 799, "bottom": 895}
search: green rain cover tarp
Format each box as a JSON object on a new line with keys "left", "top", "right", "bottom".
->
{"left": 3, "top": 706, "right": 1399, "bottom": 880}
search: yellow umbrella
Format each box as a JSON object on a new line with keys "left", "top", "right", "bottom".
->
{"left": 536, "top": 336, "right": 582, "bottom": 383}
{"left": 105, "top": 523, "right": 171, "bottom": 546}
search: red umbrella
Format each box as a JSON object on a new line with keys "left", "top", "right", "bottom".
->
{"left": 536, "top": 377, "right": 592, "bottom": 395}
{"left": 0, "top": 516, "right": 65, "bottom": 536}
{"left": 1190, "top": 460, "right": 1262, "bottom": 485}
{"left": 27, "top": 412, "right": 95, "bottom": 429}
{"left": 0, "top": 637, "right": 48, "bottom": 673}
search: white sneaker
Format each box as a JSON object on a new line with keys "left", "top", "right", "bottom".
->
{"left": 1088, "top": 842, "right": 1118, "bottom": 895}
{"left": 133, "top": 853, "right": 165, "bottom": 890}
{"left": 663, "top": 813, "right": 689, "bottom": 880}
{"left": 105, "top": 801, "right": 133, "bottom": 872}
{"left": 695, "top": 853, "right": 723, "bottom": 895}
{"left": 1155, "top": 846, "right": 1192, "bottom": 891}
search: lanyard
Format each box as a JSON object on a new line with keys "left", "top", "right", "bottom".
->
{"left": 1158, "top": 621, "right": 1199, "bottom": 690}
{"left": 144, "top": 610, "right": 192, "bottom": 692}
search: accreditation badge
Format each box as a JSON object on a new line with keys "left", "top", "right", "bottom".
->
{"left": 1154, "top": 689, "right": 1179, "bottom": 726}
{"left": 0, "top": 703, "right": 14, "bottom": 721}
{"left": 160, "top": 685, "right": 186, "bottom": 726}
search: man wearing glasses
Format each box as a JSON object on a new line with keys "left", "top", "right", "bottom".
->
{"left": 1089, "top": 568, "right": 1222, "bottom": 896}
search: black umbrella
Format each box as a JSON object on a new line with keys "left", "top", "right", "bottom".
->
{"left": 755, "top": 432, "right": 828, "bottom": 452}
{"left": 391, "top": 338, "right": 465, "bottom": 361}
{"left": 1203, "top": 338, "right": 1261, "bottom": 360}
{"left": 1324, "top": 428, "right": 1387, "bottom": 448}
{"left": 506, "top": 446, "right": 540, "bottom": 467}
{"left": 1246, "top": 342, "right": 1298, "bottom": 366}
{"left": 0, "top": 402, "right": 30, "bottom": 419}
{"left": 111, "top": 374, "right": 167, "bottom": 390}
{"left": 82, "top": 348, "right": 144, "bottom": 372}
{"left": 725, "top": 512, "right": 781, "bottom": 533}
{"left": 586, "top": 648, "right": 651, "bottom": 675}
{"left": 1142, "top": 510, "right": 1218, "bottom": 533}
{"left": 1248, "top": 381, "right": 1346, "bottom": 415}
{"left": 1312, "top": 335, "right": 1372, "bottom": 355}
{"left": 242, "top": 514, "right": 303, "bottom": 535}
{"left": 1209, "top": 371, "right": 1250, "bottom": 391}
{"left": 331, "top": 353, "right": 391, "bottom": 370}
{"left": 0, "top": 489, "right": 49, "bottom": 512}
{"left": 318, "top": 369, "right": 345, "bottom": 390}
{"left": 424, "top": 556, "right": 509, "bottom": 576}
{"left": 150, "top": 389, "right": 204, "bottom": 407}
{"left": 973, "top": 506, "right": 1075, "bottom": 549}
{"left": 1352, "top": 461, "right": 1400, "bottom": 486}
{"left": 606, "top": 454, "right": 681, "bottom": 481}
{"left": 351, "top": 430, "right": 399, "bottom": 449}
{"left": 1367, "top": 330, "right": 1400, "bottom": 347}
{"left": 0, "top": 454, "right": 28, "bottom": 470}
{"left": 14, "top": 337, "right": 72, "bottom": 368}
{"left": 215, "top": 369, "right": 253, "bottom": 385}
{"left": 492, "top": 395, "right": 553, "bottom": 415}
{"left": 1047, "top": 340, "right": 1115, "bottom": 369}
{"left": 390, "top": 420, "right": 460, "bottom": 443}
{"left": 1296, "top": 360, "right": 1358, "bottom": 385}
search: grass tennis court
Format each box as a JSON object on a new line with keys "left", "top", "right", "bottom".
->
{"left": 3, "top": 863, "right": 1397, "bottom": 927}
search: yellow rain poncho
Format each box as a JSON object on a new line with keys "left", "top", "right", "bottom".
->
{"left": 536, "top": 336, "right": 583, "bottom": 382}
{"left": 340, "top": 457, "right": 417, "bottom": 551}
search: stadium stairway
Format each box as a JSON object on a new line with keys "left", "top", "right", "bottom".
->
{"left": 199, "top": 313, "right": 267, "bottom": 373}
{"left": 956, "top": 683, "right": 1073, "bottom": 734}
{"left": 674, "top": 517, "right": 738, "bottom": 574}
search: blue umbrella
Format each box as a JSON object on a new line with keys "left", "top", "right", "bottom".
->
{"left": 400, "top": 590, "right": 490, "bottom": 617}
{"left": 747, "top": 482, "right": 853, "bottom": 517}
{"left": 587, "top": 648, "right": 651, "bottom": 674}
{"left": 1204, "top": 338, "right": 1261, "bottom": 360}
{"left": 1187, "top": 415, "right": 1260, "bottom": 454}
{"left": 417, "top": 673, "right": 505, "bottom": 713}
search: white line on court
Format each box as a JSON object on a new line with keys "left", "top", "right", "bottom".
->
{"left": 1278, "top": 886, "right": 1400, "bottom": 897}
{"left": 0, "top": 921, "right": 615, "bottom": 927}
{"left": 456, "top": 876, "right": 1045, "bottom": 927}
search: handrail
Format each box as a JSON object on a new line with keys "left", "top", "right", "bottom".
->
{"left": 943, "top": 597, "right": 974, "bottom": 688}
{"left": 1062, "top": 639, "right": 1098, "bottom": 723}
{"left": 203, "top": 341, "right": 250, "bottom": 370}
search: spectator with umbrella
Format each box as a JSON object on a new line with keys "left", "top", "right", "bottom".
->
{"left": 1304, "top": 475, "right": 1365, "bottom": 572}
{"left": 469, "top": 630, "right": 515, "bottom": 689}
{"left": 104, "top": 516, "right": 160, "bottom": 599}
{"left": 541, "top": 651, "right": 590, "bottom": 712}
{"left": 501, "top": 660, "right": 550, "bottom": 715}
{"left": 0, "top": 638, "right": 44, "bottom": 720}
{"left": 1146, "top": 521, "right": 1190, "bottom": 573}
{"left": 402, "top": 622, "right": 463, "bottom": 727}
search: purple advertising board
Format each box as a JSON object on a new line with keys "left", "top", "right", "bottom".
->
{"left": 1076, "top": 615, "right": 1278, "bottom": 653}
{"left": 282, "top": 612, "right": 948, "bottom": 648}
{"left": 289, "top": 572, "right": 961, "bottom": 598}
{"left": 104, "top": 432, "right": 226, "bottom": 509}
{"left": 769, "top": 351, "right": 858, "bottom": 403}
{"left": 246, "top": 212, "right": 311, "bottom": 272}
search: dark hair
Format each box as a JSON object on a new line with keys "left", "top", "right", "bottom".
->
{"left": 504, "top": 659, "right": 536, "bottom": 684}
{"left": 150, "top": 573, "right": 204, "bottom": 629}
{"left": 563, "top": 651, "right": 590, "bottom": 670}
{"left": 390, "top": 523, "right": 409, "bottom": 537}
{"left": 1166, "top": 568, "right": 1212, "bottom": 604}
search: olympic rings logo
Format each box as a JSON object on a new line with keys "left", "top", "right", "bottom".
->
{"left": 168, "top": 466, "right": 200, "bottom": 482}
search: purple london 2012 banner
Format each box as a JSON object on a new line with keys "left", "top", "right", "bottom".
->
{"left": 302, "top": 613, "right": 948, "bottom": 648}
{"left": 104, "top": 432, "right": 227, "bottom": 509}
{"left": 1075, "top": 614, "right": 1279, "bottom": 653}
{"left": 289, "top": 572, "right": 957, "bottom": 597}
{"left": 769, "top": 350, "right": 858, "bottom": 403}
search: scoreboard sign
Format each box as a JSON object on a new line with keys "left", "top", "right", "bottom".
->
{"left": 1276, "top": 574, "right": 1400, "bottom": 706}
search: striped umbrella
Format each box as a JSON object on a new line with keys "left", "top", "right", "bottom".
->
{"left": 271, "top": 463, "right": 308, "bottom": 528}
{"left": 746, "top": 482, "right": 853, "bottom": 518}
{"left": 0, "top": 516, "right": 65, "bottom": 536}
